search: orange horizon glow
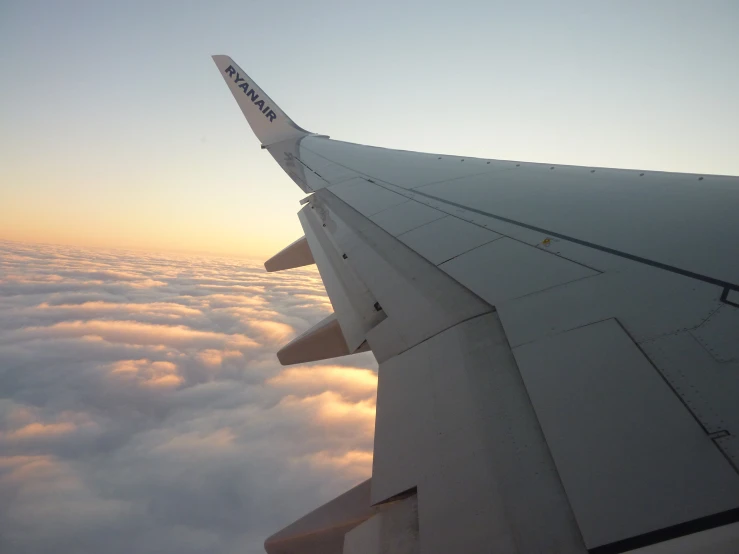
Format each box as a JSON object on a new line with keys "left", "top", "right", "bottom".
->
{"left": 0, "top": 221, "right": 296, "bottom": 262}
{"left": 0, "top": 235, "right": 269, "bottom": 263}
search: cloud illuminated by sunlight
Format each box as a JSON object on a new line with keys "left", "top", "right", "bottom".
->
{"left": 109, "top": 359, "right": 184, "bottom": 388}
{"left": 38, "top": 301, "right": 203, "bottom": 317}
{"left": 0, "top": 240, "right": 378, "bottom": 554}
{"left": 300, "top": 449, "right": 374, "bottom": 480}
{"left": 10, "top": 320, "right": 259, "bottom": 349}
{"left": 196, "top": 349, "right": 244, "bottom": 368}
{"left": 243, "top": 319, "right": 295, "bottom": 343}
{"left": 8, "top": 422, "right": 78, "bottom": 439}
{"left": 268, "top": 365, "right": 378, "bottom": 402}
{"left": 278, "top": 391, "right": 376, "bottom": 439}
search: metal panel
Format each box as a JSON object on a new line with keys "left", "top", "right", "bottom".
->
{"left": 640, "top": 331, "right": 739, "bottom": 468}
{"left": 412, "top": 167, "right": 739, "bottom": 285}
{"left": 328, "top": 178, "right": 408, "bottom": 217}
{"left": 295, "top": 145, "right": 360, "bottom": 186}
{"left": 462, "top": 213, "right": 551, "bottom": 246}
{"left": 440, "top": 237, "right": 598, "bottom": 306}
{"left": 691, "top": 304, "right": 739, "bottom": 363}
{"left": 496, "top": 261, "right": 721, "bottom": 349}
{"left": 513, "top": 318, "right": 739, "bottom": 549}
{"left": 398, "top": 216, "right": 502, "bottom": 265}
{"left": 372, "top": 313, "right": 586, "bottom": 553}
{"left": 369, "top": 200, "right": 445, "bottom": 237}
{"left": 309, "top": 162, "right": 359, "bottom": 186}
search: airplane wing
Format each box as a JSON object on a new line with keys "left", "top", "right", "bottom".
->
{"left": 212, "top": 55, "right": 739, "bottom": 554}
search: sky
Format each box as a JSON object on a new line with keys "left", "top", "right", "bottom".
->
{"left": 1, "top": 0, "right": 738, "bottom": 258}
{"left": 1, "top": 2, "right": 739, "bottom": 553}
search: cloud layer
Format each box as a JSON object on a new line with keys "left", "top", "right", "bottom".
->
{"left": 0, "top": 241, "right": 377, "bottom": 554}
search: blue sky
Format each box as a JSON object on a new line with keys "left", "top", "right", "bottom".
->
{"left": 1, "top": 0, "right": 738, "bottom": 257}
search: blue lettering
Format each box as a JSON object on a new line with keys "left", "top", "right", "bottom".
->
{"left": 223, "top": 67, "right": 275, "bottom": 123}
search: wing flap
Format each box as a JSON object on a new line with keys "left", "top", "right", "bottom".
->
{"left": 514, "top": 318, "right": 739, "bottom": 549}
{"left": 299, "top": 203, "right": 386, "bottom": 353}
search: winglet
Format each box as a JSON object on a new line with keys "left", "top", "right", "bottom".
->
{"left": 212, "top": 55, "right": 310, "bottom": 147}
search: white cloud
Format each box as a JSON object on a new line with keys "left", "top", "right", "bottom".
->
{"left": 0, "top": 240, "right": 377, "bottom": 554}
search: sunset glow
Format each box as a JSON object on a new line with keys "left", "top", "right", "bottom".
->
{"left": 2, "top": 3, "right": 738, "bottom": 260}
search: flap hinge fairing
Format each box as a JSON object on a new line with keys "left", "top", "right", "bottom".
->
{"left": 264, "top": 236, "right": 315, "bottom": 272}
{"left": 277, "top": 313, "right": 371, "bottom": 366}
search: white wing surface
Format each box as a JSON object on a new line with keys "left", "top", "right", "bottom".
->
{"left": 213, "top": 55, "right": 739, "bottom": 554}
